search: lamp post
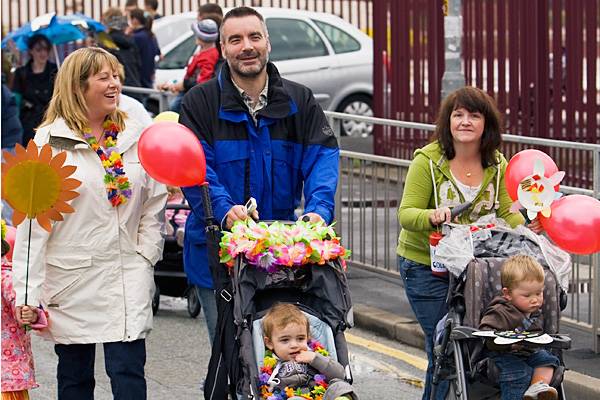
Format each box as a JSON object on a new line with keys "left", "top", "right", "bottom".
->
{"left": 441, "top": 0, "right": 465, "bottom": 100}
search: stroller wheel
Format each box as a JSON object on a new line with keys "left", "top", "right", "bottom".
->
{"left": 152, "top": 282, "right": 160, "bottom": 315}
{"left": 187, "top": 285, "right": 202, "bottom": 318}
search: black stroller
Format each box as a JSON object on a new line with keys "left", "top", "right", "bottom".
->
{"left": 430, "top": 223, "right": 572, "bottom": 400}
{"left": 152, "top": 202, "right": 202, "bottom": 318}
{"left": 198, "top": 188, "right": 354, "bottom": 399}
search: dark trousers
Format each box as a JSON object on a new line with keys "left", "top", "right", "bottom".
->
{"left": 398, "top": 256, "right": 450, "bottom": 400}
{"left": 54, "top": 339, "right": 147, "bottom": 400}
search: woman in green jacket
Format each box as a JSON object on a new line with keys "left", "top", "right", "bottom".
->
{"left": 397, "top": 86, "right": 537, "bottom": 400}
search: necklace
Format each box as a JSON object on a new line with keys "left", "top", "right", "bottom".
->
{"left": 466, "top": 172, "right": 472, "bottom": 177}
{"left": 259, "top": 339, "right": 330, "bottom": 399}
{"left": 84, "top": 120, "right": 131, "bottom": 207}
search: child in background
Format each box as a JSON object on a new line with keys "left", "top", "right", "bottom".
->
{"left": 479, "top": 255, "right": 560, "bottom": 400}
{"left": 260, "top": 303, "right": 356, "bottom": 400}
{"left": 159, "top": 18, "right": 220, "bottom": 112}
{"left": 1, "top": 220, "right": 48, "bottom": 400}
{"left": 165, "top": 187, "right": 189, "bottom": 246}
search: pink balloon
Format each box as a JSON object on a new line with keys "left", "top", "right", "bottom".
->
{"left": 539, "top": 195, "right": 600, "bottom": 255}
{"left": 138, "top": 122, "right": 206, "bottom": 187}
{"left": 505, "top": 149, "right": 559, "bottom": 201}
{"left": 4, "top": 225, "right": 16, "bottom": 262}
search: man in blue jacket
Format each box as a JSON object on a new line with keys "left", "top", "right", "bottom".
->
{"left": 178, "top": 5, "right": 339, "bottom": 353}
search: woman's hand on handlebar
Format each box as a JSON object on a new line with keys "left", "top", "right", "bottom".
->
{"left": 429, "top": 207, "right": 452, "bottom": 226}
{"left": 528, "top": 217, "right": 544, "bottom": 234}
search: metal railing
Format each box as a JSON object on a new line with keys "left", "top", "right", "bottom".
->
{"left": 325, "top": 111, "right": 600, "bottom": 353}
{"left": 129, "top": 86, "right": 600, "bottom": 352}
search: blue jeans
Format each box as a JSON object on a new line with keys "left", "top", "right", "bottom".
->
{"left": 197, "top": 285, "right": 218, "bottom": 345}
{"left": 55, "top": 340, "right": 146, "bottom": 400}
{"left": 398, "top": 256, "right": 449, "bottom": 400}
{"left": 169, "top": 92, "right": 184, "bottom": 113}
{"left": 491, "top": 350, "right": 560, "bottom": 400}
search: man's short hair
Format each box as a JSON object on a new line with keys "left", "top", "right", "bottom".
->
{"left": 220, "top": 6, "right": 268, "bottom": 43}
{"left": 501, "top": 255, "right": 545, "bottom": 291}
{"left": 198, "top": 3, "right": 223, "bottom": 18}
{"left": 124, "top": 0, "right": 138, "bottom": 8}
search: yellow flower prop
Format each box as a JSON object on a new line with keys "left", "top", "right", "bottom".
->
{"left": 1, "top": 141, "right": 81, "bottom": 232}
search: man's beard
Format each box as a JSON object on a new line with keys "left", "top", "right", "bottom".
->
{"left": 229, "top": 50, "right": 268, "bottom": 78}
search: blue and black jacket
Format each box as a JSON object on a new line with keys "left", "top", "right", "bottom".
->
{"left": 179, "top": 62, "right": 339, "bottom": 288}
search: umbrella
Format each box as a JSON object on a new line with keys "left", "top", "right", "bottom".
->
{"left": 1, "top": 12, "right": 105, "bottom": 66}
{"left": 1, "top": 13, "right": 85, "bottom": 52}
{"left": 56, "top": 13, "right": 106, "bottom": 34}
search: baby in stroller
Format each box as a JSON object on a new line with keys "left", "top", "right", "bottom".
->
{"left": 478, "top": 255, "right": 560, "bottom": 400}
{"left": 431, "top": 220, "right": 571, "bottom": 400}
{"left": 260, "top": 303, "right": 356, "bottom": 399}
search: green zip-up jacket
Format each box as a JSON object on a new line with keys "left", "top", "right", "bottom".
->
{"left": 396, "top": 141, "right": 524, "bottom": 267}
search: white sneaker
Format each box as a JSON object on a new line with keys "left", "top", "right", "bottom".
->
{"left": 523, "top": 381, "right": 558, "bottom": 400}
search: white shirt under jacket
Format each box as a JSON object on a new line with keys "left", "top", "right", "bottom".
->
{"left": 12, "top": 117, "right": 167, "bottom": 344}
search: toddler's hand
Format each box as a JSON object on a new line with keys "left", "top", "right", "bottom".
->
{"left": 294, "top": 350, "right": 316, "bottom": 364}
{"left": 17, "top": 305, "right": 39, "bottom": 325}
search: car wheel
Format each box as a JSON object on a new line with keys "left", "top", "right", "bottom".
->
{"left": 152, "top": 282, "right": 160, "bottom": 315}
{"left": 337, "top": 94, "right": 374, "bottom": 137}
{"left": 187, "top": 285, "right": 202, "bottom": 318}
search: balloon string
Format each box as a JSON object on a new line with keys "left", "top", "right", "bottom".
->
{"left": 25, "top": 219, "right": 31, "bottom": 306}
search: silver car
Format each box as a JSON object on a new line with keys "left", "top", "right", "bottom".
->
{"left": 152, "top": 8, "right": 374, "bottom": 136}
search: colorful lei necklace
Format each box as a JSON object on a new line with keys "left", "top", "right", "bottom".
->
{"left": 84, "top": 120, "right": 131, "bottom": 207}
{"left": 259, "top": 339, "right": 330, "bottom": 400}
{"left": 219, "top": 219, "right": 351, "bottom": 273}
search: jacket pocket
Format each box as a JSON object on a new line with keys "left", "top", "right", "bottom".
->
{"left": 45, "top": 255, "right": 93, "bottom": 305}
{"left": 272, "top": 151, "right": 299, "bottom": 212}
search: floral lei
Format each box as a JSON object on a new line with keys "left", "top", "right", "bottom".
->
{"left": 259, "top": 339, "right": 330, "bottom": 400}
{"left": 84, "top": 120, "right": 131, "bottom": 207}
{"left": 219, "top": 219, "right": 350, "bottom": 272}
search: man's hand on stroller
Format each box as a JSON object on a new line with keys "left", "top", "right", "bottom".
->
{"left": 300, "top": 213, "right": 324, "bottom": 224}
{"left": 224, "top": 205, "right": 259, "bottom": 229}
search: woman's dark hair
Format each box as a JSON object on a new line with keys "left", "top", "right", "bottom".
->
{"left": 130, "top": 8, "right": 154, "bottom": 33}
{"left": 432, "top": 86, "right": 502, "bottom": 168}
{"left": 27, "top": 34, "right": 51, "bottom": 50}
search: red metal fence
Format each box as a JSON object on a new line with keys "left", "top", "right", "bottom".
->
{"left": 1, "top": 0, "right": 372, "bottom": 36}
{"left": 373, "top": 0, "right": 600, "bottom": 189}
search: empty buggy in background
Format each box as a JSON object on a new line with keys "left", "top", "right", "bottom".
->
{"left": 152, "top": 202, "right": 201, "bottom": 318}
{"left": 430, "top": 220, "right": 572, "bottom": 400}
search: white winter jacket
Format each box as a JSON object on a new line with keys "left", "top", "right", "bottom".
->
{"left": 12, "top": 117, "right": 167, "bottom": 344}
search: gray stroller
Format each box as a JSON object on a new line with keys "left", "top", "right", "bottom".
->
{"left": 430, "top": 220, "right": 572, "bottom": 400}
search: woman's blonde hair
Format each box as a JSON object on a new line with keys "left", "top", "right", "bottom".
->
{"left": 501, "top": 255, "right": 545, "bottom": 291}
{"left": 40, "top": 47, "right": 126, "bottom": 135}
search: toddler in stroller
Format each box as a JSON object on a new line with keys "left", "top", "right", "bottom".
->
{"left": 478, "top": 255, "right": 560, "bottom": 400}
{"left": 259, "top": 303, "right": 356, "bottom": 399}
{"left": 430, "top": 220, "right": 571, "bottom": 400}
{"left": 204, "top": 220, "right": 356, "bottom": 400}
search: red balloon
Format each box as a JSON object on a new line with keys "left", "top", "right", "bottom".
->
{"left": 505, "top": 149, "right": 559, "bottom": 201}
{"left": 138, "top": 122, "right": 206, "bottom": 187}
{"left": 4, "top": 225, "right": 16, "bottom": 262}
{"left": 539, "top": 195, "right": 600, "bottom": 255}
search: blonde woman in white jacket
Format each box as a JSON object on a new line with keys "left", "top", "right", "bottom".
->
{"left": 12, "top": 47, "right": 167, "bottom": 400}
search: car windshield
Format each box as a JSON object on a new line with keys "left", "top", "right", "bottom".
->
{"left": 153, "top": 17, "right": 196, "bottom": 48}
{"left": 156, "top": 35, "right": 197, "bottom": 69}
{"left": 312, "top": 20, "right": 361, "bottom": 54}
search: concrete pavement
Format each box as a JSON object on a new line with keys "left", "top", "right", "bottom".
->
{"left": 347, "top": 266, "right": 600, "bottom": 399}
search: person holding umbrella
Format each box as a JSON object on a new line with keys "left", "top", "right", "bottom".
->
{"left": 10, "top": 34, "right": 57, "bottom": 146}
{"left": 12, "top": 47, "right": 167, "bottom": 400}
